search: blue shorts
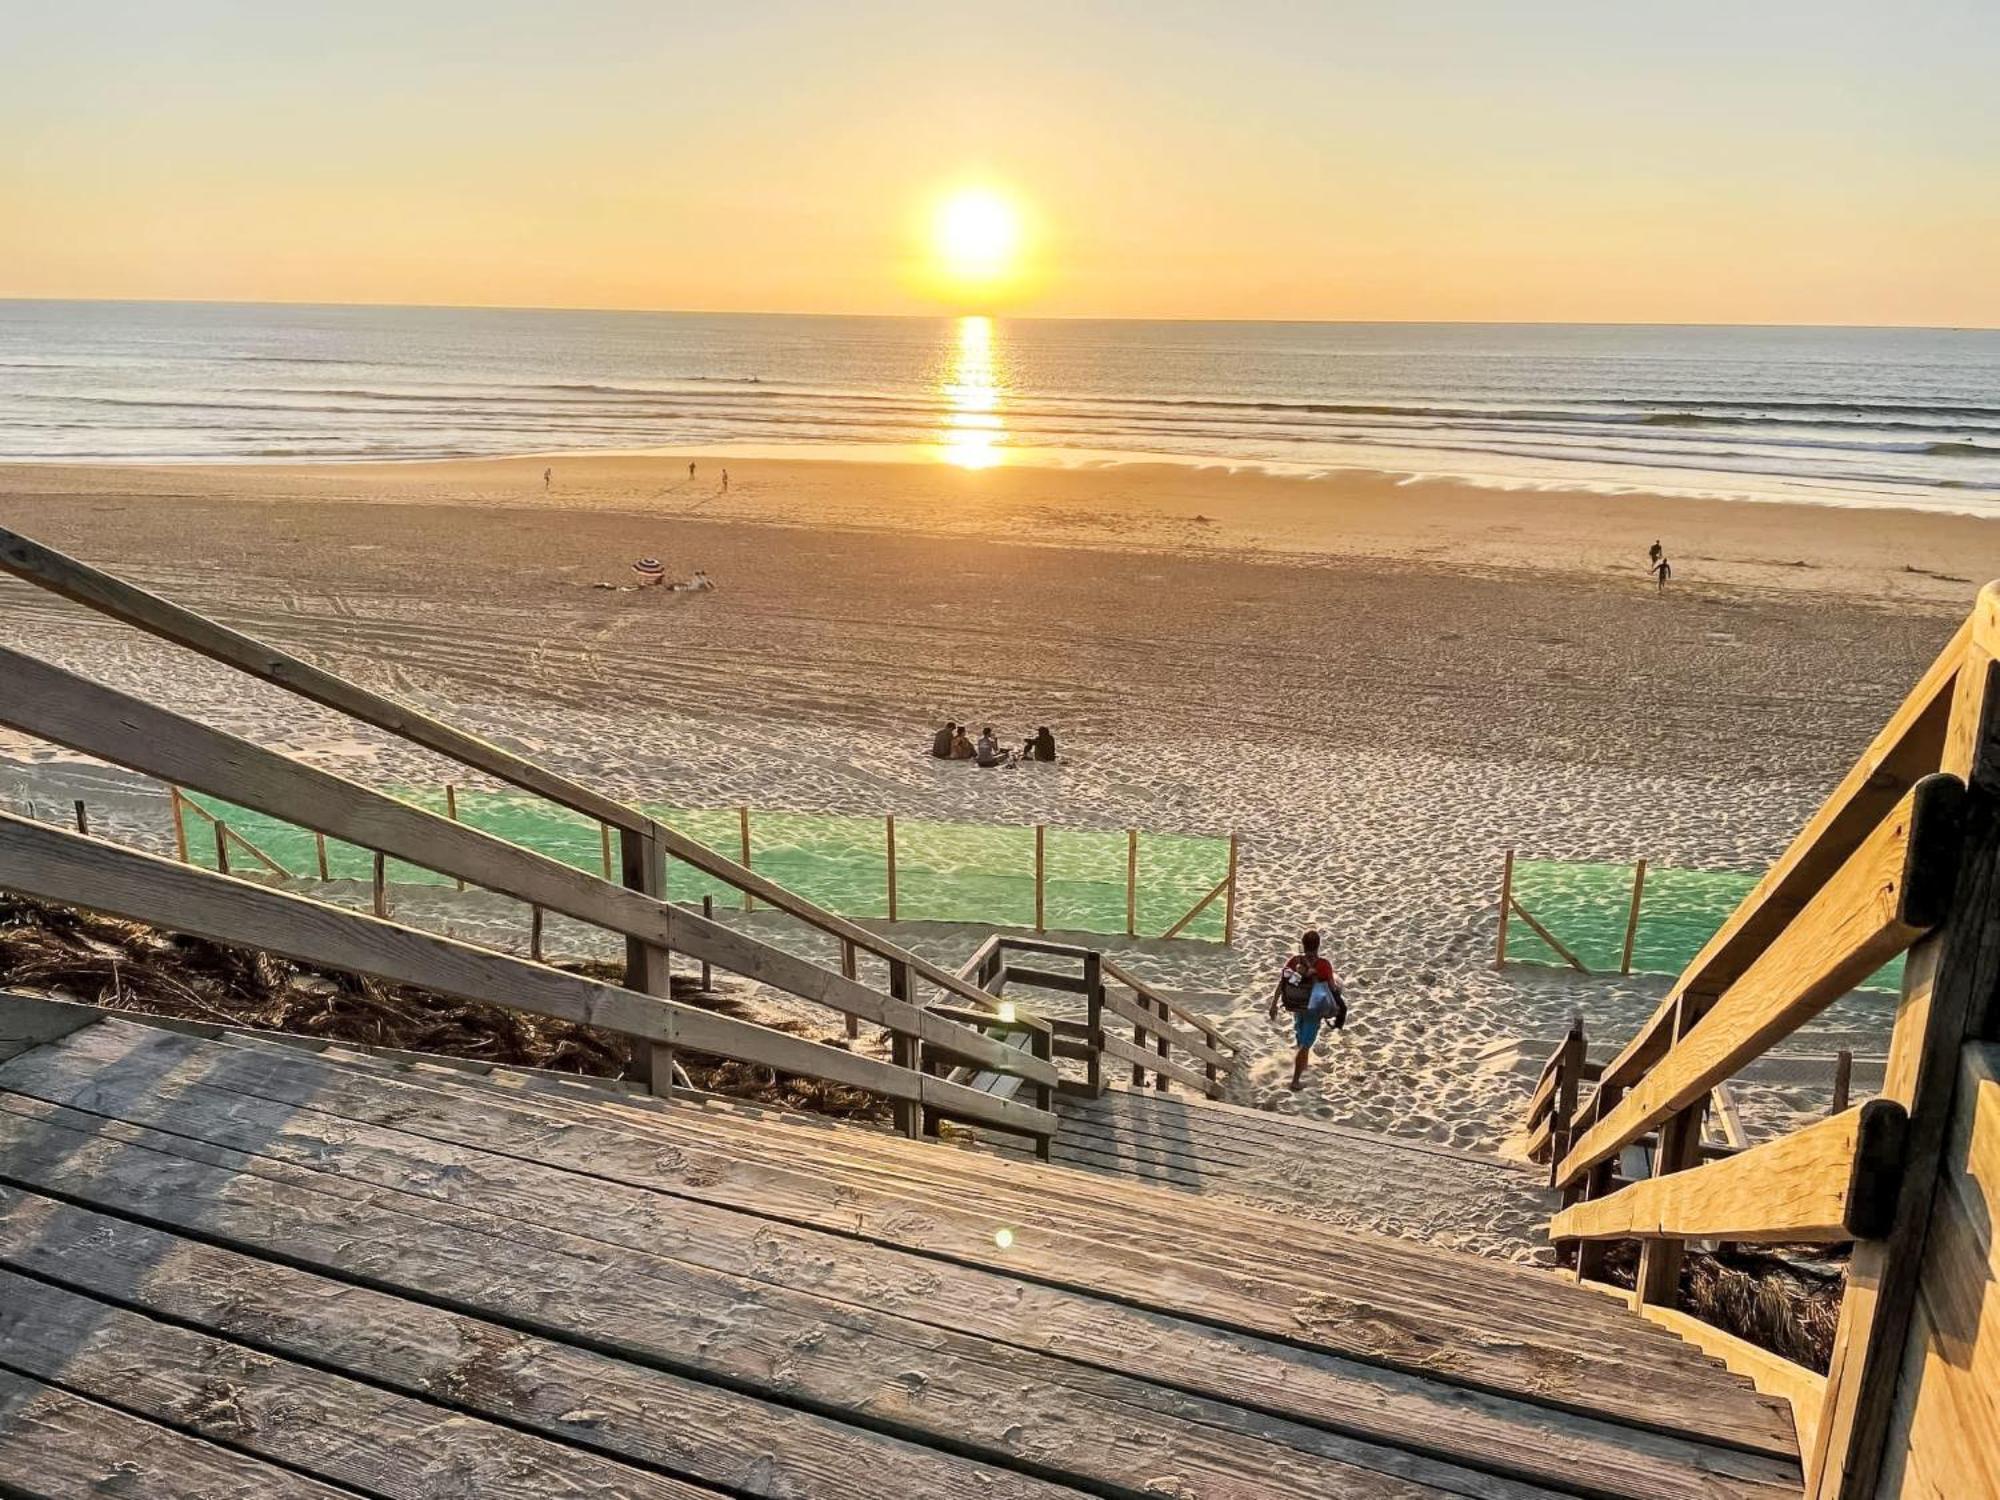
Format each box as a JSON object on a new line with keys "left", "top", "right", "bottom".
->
{"left": 1293, "top": 1012, "right": 1323, "bottom": 1049}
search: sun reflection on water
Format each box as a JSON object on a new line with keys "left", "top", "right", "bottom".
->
{"left": 939, "top": 315, "right": 1005, "bottom": 469}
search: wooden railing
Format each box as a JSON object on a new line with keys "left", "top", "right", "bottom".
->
{"left": 0, "top": 526, "right": 1059, "bottom": 1150}
{"left": 1537, "top": 591, "right": 2000, "bottom": 1499}
{"left": 941, "top": 936, "right": 1236, "bottom": 1104}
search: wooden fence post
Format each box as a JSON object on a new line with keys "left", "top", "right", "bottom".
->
{"left": 314, "top": 830, "right": 330, "bottom": 881}
{"left": 1831, "top": 1048, "right": 1853, "bottom": 1116}
{"left": 1083, "top": 950, "right": 1104, "bottom": 1097}
{"left": 444, "top": 783, "right": 465, "bottom": 890}
{"left": 1549, "top": 1015, "right": 1585, "bottom": 1189}
{"left": 1222, "top": 833, "right": 1240, "bottom": 946}
{"left": 169, "top": 787, "right": 189, "bottom": 864}
{"left": 599, "top": 821, "right": 614, "bottom": 881}
{"left": 701, "top": 894, "right": 715, "bottom": 992}
{"left": 888, "top": 958, "right": 920, "bottom": 1138}
{"left": 738, "top": 807, "right": 753, "bottom": 912}
{"left": 212, "top": 820, "right": 231, "bottom": 875}
{"left": 70, "top": 800, "right": 88, "bottom": 836}
{"left": 1153, "top": 994, "right": 1170, "bottom": 1091}
{"left": 619, "top": 826, "right": 673, "bottom": 1094}
{"left": 371, "top": 851, "right": 388, "bottom": 917}
{"left": 1034, "top": 824, "right": 1046, "bottom": 933}
{"left": 1496, "top": 848, "right": 1515, "bottom": 967}
{"left": 1620, "top": 857, "right": 1648, "bottom": 975}
{"left": 1126, "top": 829, "right": 1138, "bottom": 937}
{"left": 529, "top": 905, "right": 544, "bottom": 962}
{"left": 885, "top": 814, "right": 898, "bottom": 923}
{"left": 840, "top": 936, "right": 858, "bottom": 1038}
{"left": 1634, "top": 994, "right": 1712, "bottom": 1309}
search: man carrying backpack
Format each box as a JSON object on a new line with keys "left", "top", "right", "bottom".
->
{"left": 1267, "top": 928, "right": 1345, "bottom": 1091}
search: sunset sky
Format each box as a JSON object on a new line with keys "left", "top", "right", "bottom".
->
{"left": 3, "top": 0, "right": 1994, "bottom": 326}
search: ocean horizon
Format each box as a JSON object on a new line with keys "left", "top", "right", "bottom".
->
{"left": 3, "top": 298, "right": 1997, "bottom": 514}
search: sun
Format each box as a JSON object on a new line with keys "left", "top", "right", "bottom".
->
{"left": 930, "top": 188, "right": 1024, "bottom": 290}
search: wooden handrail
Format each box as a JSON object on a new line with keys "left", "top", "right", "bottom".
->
{"left": 0, "top": 526, "right": 1009, "bottom": 1022}
{"left": 0, "top": 647, "right": 1053, "bottom": 1090}
{"left": 1100, "top": 957, "right": 1233, "bottom": 1051}
{"left": 1552, "top": 1101, "right": 1907, "bottom": 1244}
{"left": 1556, "top": 775, "right": 1964, "bottom": 1190}
{"left": 0, "top": 812, "right": 1055, "bottom": 1138}
{"left": 1579, "top": 621, "right": 1969, "bottom": 1125}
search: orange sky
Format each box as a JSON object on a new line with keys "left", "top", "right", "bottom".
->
{"left": 3, "top": 2, "right": 1995, "bottom": 325}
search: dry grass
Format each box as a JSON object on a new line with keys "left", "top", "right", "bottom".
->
{"left": 0, "top": 894, "right": 891, "bottom": 1125}
{"left": 1596, "top": 1240, "right": 1844, "bottom": 1371}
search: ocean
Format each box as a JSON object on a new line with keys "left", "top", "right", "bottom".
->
{"left": 2, "top": 299, "right": 1996, "bottom": 512}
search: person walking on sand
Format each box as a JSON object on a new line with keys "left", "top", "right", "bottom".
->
{"left": 543, "top": 467, "right": 552, "bottom": 492}
{"left": 1648, "top": 539, "right": 1662, "bottom": 568}
{"left": 721, "top": 467, "right": 730, "bottom": 493}
{"left": 1268, "top": 928, "right": 1345, "bottom": 1091}
{"left": 1653, "top": 555, "right": 1672, "bottom": 594}
{"left": 688, "top": 461, "right": 697, "bottom": 480}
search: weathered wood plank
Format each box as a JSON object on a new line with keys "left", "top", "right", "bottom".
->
{"left": 0, "top": 1191, "right": 1081, "bottom": 1500}
{"left": 1551, "top": 1102, "right": 1906, "bottom": 1244}
{"left": 1559, "top": 777, "right": 1961, "bottom": 1190}
{"left": 0, "top": 646, "right": 1053, "bottom": 1089}
{"left": 1633, "top": 1307, "right": 1827, "bottom": 1462}
{"left": 1095, "top": 1027, "right": 1217, "bottom": 1093}
{"left": 35, "top": 1022, "right": 1795, "bottom": 1451}
{"left": 0, "top": 811, "right": 1052, "bottom": 1136}
{"left": 1101, "top": 958, "right": 1232, "bottom": 1049}
{"left": 0, "top": 1269, "right": 728, "bottom": 1500}
{"left": 0, "top": 1367, "right": 352, "bottom": 1499}
{"left": 0, "top": 1096, "right": 1566, "bottom": 1500}
{"left": 1096, "top": 985, "right": 1234, "bottom": 1072}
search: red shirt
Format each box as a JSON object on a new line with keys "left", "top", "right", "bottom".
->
{"left": 1284, "top": 955, "right": 1335, "bottom": 984}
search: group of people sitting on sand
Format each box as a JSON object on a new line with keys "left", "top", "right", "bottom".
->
{"left": 929, "top": 721, "right": 1059, "bottom": 768}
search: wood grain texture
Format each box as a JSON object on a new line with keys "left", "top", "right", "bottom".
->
{"left": 0, "top": 811, "right": 1052, "bottom": 1135}
{"left": 1551, "top": 1102, "right": 1905, "bottom": 1244}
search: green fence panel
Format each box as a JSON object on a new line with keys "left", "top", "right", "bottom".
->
{"left": 1505, "top": 856, "right": 1902, "bottom": 993}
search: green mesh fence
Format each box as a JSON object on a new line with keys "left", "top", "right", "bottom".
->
{"left": 176, "top": 789, "right": 1232, "bottom": 942}
{"left": 1505, "top": 857, "right": 1903, "bottom": 993}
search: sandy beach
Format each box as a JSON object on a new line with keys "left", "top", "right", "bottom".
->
{"left": 1, "top": 454, "right": 1991, "bottom": 1250}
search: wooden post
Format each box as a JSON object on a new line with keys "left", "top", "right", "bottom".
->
{"left": 1126, "top": 829, "right": 1138, "bottom": 937}
{"left": 1620, "top": 857, "right": 1648, "bottom": 975}
{"left": 1153, "top": 994, "right": 1170, "bottom": 1091}
{"left": 1549, "top": 1015, "right": 1585, "bottom": 1187}
{"left": 738, "top": 806, "right": 753, "bottom": 911}
{"left": 1831, "top": 1048, "right": 1853, "bottom": 1116}
{"left": 1496, "top": 849, "right": 1515, "bottom": 967}
{"left": 71, "top": 800, "right": 88, "bottom": 836}
{"left": 1635, "top": 994, "right": 1712, "bottom": 1310}
{"left": 310, "top": 831, "right": 329, "bottom": 881}
{"left": 701, "top": 894, "right": 715, "bottom": 992}
{"left": 169, "top": 787, "right": 190, "bottom": 864}
{"left": 444, "top": 784, "right": 465, "bottom": 890}
{"left": 1034, "top": 824, "right": 1046, "bottom": 933}
{"left": 529, "top": 904, "right": 544, "bottom": 962}
{"left": 1083, "top": 950, "right": 1104, "bottom": 1097}
{"left": 840, "top": 936, "right": 858, "bottom": 1039}
{"left": 212, "top": 819, "right": 231, "bottom": 875}
{"left": 371, "top": 851, "right": 388, "bottom": 917}
{"left": 884, "top": 814, "right": 898, "bottom": 923}
{"left": 1810, "top": 659, "right": 2000, "bottom": 1500}
{"left": 1222, "top": 832, "right": 1240, "bottom": 946}
{"left": 888, "top": 958, "right": 920, "bottom": 1138}
{"left": 600, "top": 821, "right": 614, "bottom": 881}
{"left": 618, "top": 826, "right": 674, "bottom": 1093}
{"left": 1129, "top": 987, "right": 1147, "bottom": 1087}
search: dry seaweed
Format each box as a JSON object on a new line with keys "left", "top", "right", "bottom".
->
{"left": 0, "top": 894, "right": 890, "bottom": 1124}
{"left": 1595, "top": 1240, "right": 1844, "bottom": 1371}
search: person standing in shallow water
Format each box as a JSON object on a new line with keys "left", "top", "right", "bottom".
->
{"left": 1653, "top": 555, "right": 1672, "bottom": 594}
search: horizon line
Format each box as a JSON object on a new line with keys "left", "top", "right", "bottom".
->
{"left": 2, "top": 293, "right": 1993, "bottom": 336}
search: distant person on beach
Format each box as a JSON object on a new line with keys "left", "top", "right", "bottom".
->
{"left": 1648, "top": 539, "right": 1662, "bottom": 567}
{"left": 543, "top": 467, "right": 552, "bottom": 492}
{"left": 931, "top": 721, "right": 957, "bottom": 758}
{"left": 950, "top": 727, "right": 976, "bottom": 760}
{"left": 721, "top": 468, "right": 731, "bottom": 492}
{"left": 688, "top": 461, "right": 697, "bottom": 479}
{"left": 1653, "top": 556, "right": 1672, "bottom": 594}
{"left": 975, "top": 725, "right": 1011, "bottom": 767}
{"left": 1268, "top": 928, "right": 1345, "bottom": 1090}
{"left": 1021, "top": 726, "right": 1057, "bottom": 762}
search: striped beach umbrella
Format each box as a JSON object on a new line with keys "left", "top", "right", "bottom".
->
{"left": 632, "top": 557, "right": 666, "bottom": 584}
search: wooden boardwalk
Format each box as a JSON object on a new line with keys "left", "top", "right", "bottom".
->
{"left": 981, "top": 1084, "right": 1557, "bottom": 1260}
{"left": 0, "top": 1007, "right": 1805, "bottom": 1499}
